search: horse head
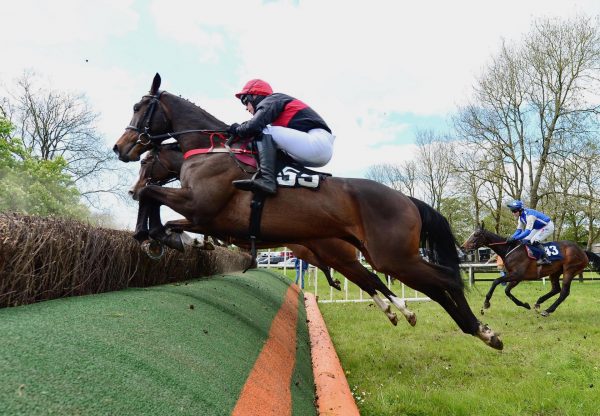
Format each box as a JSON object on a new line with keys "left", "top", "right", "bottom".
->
{"left": 461, "top": 222, "right": 488, "bottom": 251}
{"left": 129, "top": 143, "right": 183, "bottom": 200}
{"left": 113, "top": 73, "right": 171, "bottom": 162}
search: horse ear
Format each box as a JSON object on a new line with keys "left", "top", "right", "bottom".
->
{"left": 150, "top": 73, "right": 162, "bottom": 95}
{"left": 480, "top": 221, "right": 485, "bottom": 230}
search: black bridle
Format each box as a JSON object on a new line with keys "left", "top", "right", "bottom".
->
{"left": 125, "top": 91, "right": 228, "bottom": 145}
{"left": 142, "top": 144, "right": 181, "bottom": 186}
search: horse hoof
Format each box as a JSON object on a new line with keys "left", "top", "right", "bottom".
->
{"left": 541, "top": 311, "right": 550, "bottom": 317}
{"left": 534, "top": 304, "right": 540, "bottom": 310}
{"left": 333, "top": 280, "right": 342, "bottom": 291}
{"left": 523, "top": 303, "right": 531, "bottom": 310}
{"left": 389, "top": 314, "right": 398, "bottom": 326}
{"left": 477, "top": 323, "right": 503, "bottom": 350}
{"left": 202, "top": 241, "right": 215, "bottom": 250}
{"left": 141, "top": 240, "right": 165, "bottom": 260}
{"left": 483, "top": 301, "right": 490, "bottom": 309}
{"left": 407, "top": 313, "right": 417, "bottom": 327}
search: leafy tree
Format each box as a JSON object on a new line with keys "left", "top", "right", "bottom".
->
{"left": 0, "top": 117, "right": 89, "bottom": 219}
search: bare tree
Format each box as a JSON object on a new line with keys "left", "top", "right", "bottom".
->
{"left": 455, "top": 15, "right": 600, "bottom": 209}
{"left": 364, "top": 160, "right": 418, "bottom": 196}
{"left": 414, "top": 129, "right": 455, "bottom": 210}
{"left": 1, "top": 72, "right": 128, "bottom": 205}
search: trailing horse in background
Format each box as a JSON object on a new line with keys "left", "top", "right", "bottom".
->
{"left": 113, "top": 73, "right": 503, "bottom": 349}
{"left": 462, "top": 224, "right": 600, "bottom": 316}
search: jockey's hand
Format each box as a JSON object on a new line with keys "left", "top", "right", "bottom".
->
{"left": 227, "top": 123, "right": 240, "bottom": 136}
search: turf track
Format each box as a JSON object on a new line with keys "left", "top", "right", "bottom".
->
{"left": 0, "top": 270, "right": 316, "bottom": 416}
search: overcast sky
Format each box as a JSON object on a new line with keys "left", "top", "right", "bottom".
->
{"left": 2, "top": 0, "right": 600, "bottom": 228}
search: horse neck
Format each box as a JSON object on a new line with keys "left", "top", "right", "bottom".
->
{"left": 483, "top": 231, "right": 509, "bottom": 257}
{"left": 162, "top": 93, "right": 227, "bottom": 152}
{"left": 161, "top": 149, "right": 184, "bottom": 175}
{"left": 162, "top": 93, "right": 227, "bottom": 131}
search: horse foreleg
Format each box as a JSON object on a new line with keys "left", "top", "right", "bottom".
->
{"left": 133, "top": 200, "right": 152, "bottom": 241}
{"left": 541, "top": 275, "right": 573, "bottom": 316}
{"left": 534, "top": 273, "right": 561, "bottom": 310}
{"left": 482, "top": 276, "right": 508, "bottom": 313}
{"left": 503, "top": 281, "right": 530, "bottom": 309}
{"left": 138, "top": 185, "right": 194, "bottom": 252}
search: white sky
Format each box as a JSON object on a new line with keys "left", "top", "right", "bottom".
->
{"left": 2, "top": 0, "right": 600, "bottom": 229}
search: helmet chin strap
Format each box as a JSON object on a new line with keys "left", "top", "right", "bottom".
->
{"left": 250, "top": 94, "right": 267, "bottom": 108}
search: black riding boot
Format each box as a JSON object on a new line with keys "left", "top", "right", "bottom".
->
{"left": 533, "top": 241, "right": 551, "bottom": 265}
{"left": 233, "top": 134, "right": 277, "bottom": 195}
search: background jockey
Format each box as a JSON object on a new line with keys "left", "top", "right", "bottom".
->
{"left": 227, "top": 79, "right": 335, "bottom": 195}
{"left": 506, "top": 200, "right": 555, "bottom": 265}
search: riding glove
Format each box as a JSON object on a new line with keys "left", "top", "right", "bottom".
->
{"left": 228, "top": 123, "right": 240, "bottom": 136}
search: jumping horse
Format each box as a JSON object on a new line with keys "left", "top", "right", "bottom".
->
{"left": 113, "top": 73, "right": 503, "bottom": 349}
{"left": 129, "top": 142, "right": 471, "bottom": 327}
{"left": 462, "top": 223, "right": 600, "bottom": 316}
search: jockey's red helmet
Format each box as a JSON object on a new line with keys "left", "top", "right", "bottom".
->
{"left": 235, "top": 79, "right": 273, "bottom": 98}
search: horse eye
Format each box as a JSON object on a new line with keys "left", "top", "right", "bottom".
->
{"left": 133, "top": 103, "right": 141, "bottom": 112}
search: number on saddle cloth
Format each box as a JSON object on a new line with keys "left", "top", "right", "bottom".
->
{"left": 525, "top": 242, "right": 562, "bottom": 262}
{"left": 274, "top": 154, "right": 330, "bottom": 190}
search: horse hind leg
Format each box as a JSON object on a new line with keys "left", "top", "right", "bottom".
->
{"left": 534, "top": 273, "right": 561, "bottom": 310}
{"left": 371, "top": 294, "right": 399, "bottom": 326}
{"left": 541, "top": 274, "right": 574, "bottom": 316}
{"left": 386, "top": 259, "right": 503, "bottom": 350}
{"left": 369, "top": 272, "right": 416, "bottom": 326}
{"left": 334, "top": 262, "right": 412, "bottom": 326}
{"left": 322, "top": 267, "right": 341, "bottom": 291}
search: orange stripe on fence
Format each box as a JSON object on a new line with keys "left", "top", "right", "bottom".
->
{"left": 232, "top": 284, "right": 300, "bottom": 416}
{"left": 305, "top": 293, "right": 360, "bottom": 416}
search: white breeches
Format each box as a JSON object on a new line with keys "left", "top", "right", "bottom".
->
{"left": 263, "top": 125, "right": 335, "bottom": 167}
{"left": 525, "top": 221, "right": 555, "bottom": 243}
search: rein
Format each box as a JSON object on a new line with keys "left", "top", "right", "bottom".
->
{"left": 124, "top": 91, "right": 229, "bottom": 145}
{"left": 487, "top": 240, "right": 522, "bottom": 260}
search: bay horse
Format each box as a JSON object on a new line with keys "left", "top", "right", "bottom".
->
{"left": 129, "top": 143, "right": 425, "bottom": 327}
{"left": 461, "top": 224, "right": 600, "bottom": 316}
{"left": 113, "top": 73, "right": 503, "bottom": 349}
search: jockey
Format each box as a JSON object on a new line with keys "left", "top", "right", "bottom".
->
{"left": 506, "top": 200, "right": 555, "bottom": 265}
{"left": 227, "top": 79, "right": 335, "bottom": 195}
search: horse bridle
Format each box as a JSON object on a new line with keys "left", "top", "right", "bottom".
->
{"left": 126, "top": 92, "right": 169, "bottom": 146}
{"left": 125, "top": 91, "right": 229, "bottom": 145}
{"left": 142, "top": 144, "right": 180, "bottom": 186}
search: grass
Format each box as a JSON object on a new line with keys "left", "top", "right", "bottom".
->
{"left": 278, "top": 267, "right": 600, "bottom": 415}
{"left": 322, "top": 280, "right": 599, "bottom": 415}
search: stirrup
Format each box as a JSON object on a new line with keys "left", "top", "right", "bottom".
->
{"left": 233, "top": 178, "right": 276, "bottom": 194}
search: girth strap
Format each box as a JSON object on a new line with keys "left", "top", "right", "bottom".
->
{"left": 243, "top": 192, "right": 267, "bottom": 272}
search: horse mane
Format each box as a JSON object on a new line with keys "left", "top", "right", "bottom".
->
{"left": 163, "top": 92, "right": 228, "bottom": 129}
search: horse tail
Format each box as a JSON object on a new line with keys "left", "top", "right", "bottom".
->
{"left": 408, "top": 197, "right": 462, "bottom": 286}
{"left": 585, "top": 251, "right": 600, "bottom": 274}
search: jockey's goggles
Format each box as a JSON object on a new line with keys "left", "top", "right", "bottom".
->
{"left": 240, "top": 94, "right": 250, "bottom": 106}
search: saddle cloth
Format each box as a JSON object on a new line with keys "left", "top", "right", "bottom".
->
{"left": 525, "top": 242, "right": 563, "bottom": 262}
{"left": 274, "top": 153, "right": 331, "bottom": 190}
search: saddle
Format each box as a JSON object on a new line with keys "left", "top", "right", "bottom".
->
{"left": 525, "top": 242, "right": 562, "bottom": 263}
